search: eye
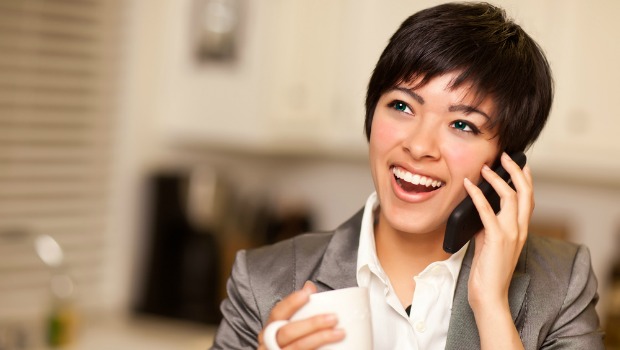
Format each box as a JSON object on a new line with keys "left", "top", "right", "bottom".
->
{"left": 389, "top": 100, "right": 413, "bottom": 115}
{"left": 450, "top": 120, "right": 481, "bottom": 135}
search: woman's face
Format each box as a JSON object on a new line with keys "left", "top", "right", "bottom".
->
{"left": 369, "top": 72, "right": 500, "bottom": 237}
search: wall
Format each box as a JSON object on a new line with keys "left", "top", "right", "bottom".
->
{"left": 107, "top": 0, "right": 620, "bottom": 322}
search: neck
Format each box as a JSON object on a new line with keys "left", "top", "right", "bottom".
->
{"left": 374, "top": 210, "right": 451, "bottom": 276}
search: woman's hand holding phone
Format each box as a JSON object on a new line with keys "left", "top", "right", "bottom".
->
{"left": 257, "top": 281, "right": 345, "bottom": 350}
{"left": 463, "top": 152, "right": 533, "bottom": 349}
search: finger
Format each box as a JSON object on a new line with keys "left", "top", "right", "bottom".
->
{"left": 260, "top": 282, "right": 318, "bottom": 346}
{"left": 283, "top": 328, "right": 345, "bottom": 350}
{"left": 267, "top": 289, "right": 312, "bottom": 324}
{"left": 463, "top": 177, "right": 500, "bottom": 233}
{"left": 523, "top": 163, "right": 533, "bottom": 186}
{"left": 501, "top": 153, "right": 532, "bottom": 212}
{"left": 523, "top": 165, "right": 535, "bottom": 209}
{"left": 500, "top": 152, "right": 528, "bottom": 185}
{"left": 303, "top": 280, "right": 317, "bottom": 294}
{"left": 501, "top": 154, "right": 534, "bottom": 240}
{"left": 520, "top": 165, "right": 535, "bottom": 215}
{"left": 516, "top": 165, "right": 535, "bottom": 243}
{"left": 277, "top": 314, "right": 338, "bottom": 346}
{"left": 480, "top": 164, "right": 518, "bottom": 218}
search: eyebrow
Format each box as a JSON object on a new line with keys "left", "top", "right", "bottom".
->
{"left": 394, "top": 87, "right": 424, "bottom": 104}
{"left": 392, "top": 87, "right": 490, "bottom": 120}
{"left": 449, "top": 105, "right": 490, "bottom": 120}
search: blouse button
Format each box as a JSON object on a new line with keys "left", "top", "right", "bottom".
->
{"left": 414, "top": 321, "right": 426, "bottom": 333}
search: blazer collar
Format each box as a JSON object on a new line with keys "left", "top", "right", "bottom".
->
{"left": 445, "top": 240, "right": 531, "bottom": 349}
{"left": 312, "top": 209, "right": 363, "bottom": 291}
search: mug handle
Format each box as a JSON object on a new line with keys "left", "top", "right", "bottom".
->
{"left": 263, "top": 320, "right": 288, "bottom": 350}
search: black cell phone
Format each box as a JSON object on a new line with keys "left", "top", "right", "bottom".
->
{"left": 442, "top": 152, "right": 527, "bottom": 253}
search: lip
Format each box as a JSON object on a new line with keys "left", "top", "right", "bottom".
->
{"left": 389, "top": 165, "right": 444, "bottom": 203}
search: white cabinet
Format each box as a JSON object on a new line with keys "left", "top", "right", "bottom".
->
{"left": 260, "top": 1, "right": 342, "bottom": 136}
{"left": 524, "top": 0, "right": 620, "bottom": 183}
{"left": 150, "top": 0, "right": 620, "bottom": 181}
{"left": 259, "top": 0, "right": 368, "bottom": 155}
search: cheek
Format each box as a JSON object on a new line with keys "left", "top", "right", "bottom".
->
{"left": 369, "top": 115, "right": 401, "bottom": 154}
{"left": 369, "top": 115, "right": 404, "bottom": 188}
{"left": 442, "top": 144, "right": 494, "bottom": 183}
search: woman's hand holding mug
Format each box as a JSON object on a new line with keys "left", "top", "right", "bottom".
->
{"left": 258, "top": 283, "right": 372, "bottom": 350}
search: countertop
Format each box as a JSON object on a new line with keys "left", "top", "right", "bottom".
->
{"left": 67, "top": 314, "right": 216, "bottom": 350}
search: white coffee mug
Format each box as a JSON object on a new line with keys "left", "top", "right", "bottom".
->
{"left": 263, "top": 287, "right": 372, "bottom": 350}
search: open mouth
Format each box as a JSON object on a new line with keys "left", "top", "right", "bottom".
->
{"left": 392, "top": 166, "right": 444, "bottom": 193}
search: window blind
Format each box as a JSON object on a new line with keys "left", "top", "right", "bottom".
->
{"left": 0, "top": 0, "right": 121, "bottom": 319}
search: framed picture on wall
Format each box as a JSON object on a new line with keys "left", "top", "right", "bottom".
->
{"left": 192, "top": 0, "right": 241, "bottom": 62}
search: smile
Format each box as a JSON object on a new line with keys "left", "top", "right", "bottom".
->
{"left": 391, "top": 166, "right": 444, "bottom": 193}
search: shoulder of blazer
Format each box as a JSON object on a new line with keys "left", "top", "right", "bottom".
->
{"left": 524, "top": 233, "right": 582, "bottom": 289}
{"left": 518, "top": 234, "right": 587, "bottom": 333}
{"left": 247, "top": 231, "right": 335, "bottom": 291}
{"left": 244, "top": 208, "right": 364, "bottom": 324}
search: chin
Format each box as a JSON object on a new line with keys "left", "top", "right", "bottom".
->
{"left": 384, "top": 207, "right": 447, "bottom": 236}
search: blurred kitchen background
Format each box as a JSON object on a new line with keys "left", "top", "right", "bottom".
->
{"left": 1, "top": 0, "right": 619, "bottom": 349}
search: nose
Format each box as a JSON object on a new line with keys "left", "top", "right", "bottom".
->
{"left": 402, "top": 122, "right": 440, "bottom": 160}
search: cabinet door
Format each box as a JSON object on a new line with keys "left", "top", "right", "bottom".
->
{"left": 261, "top": 0, "right": 345, "bottom": 149}
{"left": 527, "top": 0, "right": 620, "bottom": 182}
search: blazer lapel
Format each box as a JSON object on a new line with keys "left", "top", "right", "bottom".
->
{"left": 446, "top": 240, "right": 531, "bottom": 349}
{"left": 311, "top": 209, "right": 363, "bottom": 292}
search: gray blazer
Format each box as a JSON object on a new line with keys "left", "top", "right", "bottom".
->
{"left": 211, "top": 210, "right": 604, "bottom": 349}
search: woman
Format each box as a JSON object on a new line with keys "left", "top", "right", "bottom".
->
{"left": 211, "top": 3, "right": 604, "bottom": 349}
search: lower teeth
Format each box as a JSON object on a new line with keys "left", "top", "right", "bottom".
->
{"left": 397, "top": 178, "right": 436, "bottom": 193}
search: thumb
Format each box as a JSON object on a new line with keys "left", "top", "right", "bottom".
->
{"left": 302, "top": 280, "right": 317, "bottom": 294}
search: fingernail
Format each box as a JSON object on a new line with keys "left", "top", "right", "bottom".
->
{"left": 302, "top": 281, "right": 314, "bottom": 295}
{"left": 502, "top": 152, "right": 510, "bottom": 160}
{"left": 482, "top": 165, "right": 491, "bottom": 171}
{"left": 464, "top": 178, "right": 472, "bottom": 185}
{"left": 324, "top": 313, "right": 338, "bottom": 323}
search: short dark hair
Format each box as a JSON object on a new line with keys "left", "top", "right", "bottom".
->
{"left": 364, "top": 2, "right": 553, "bottom": 153}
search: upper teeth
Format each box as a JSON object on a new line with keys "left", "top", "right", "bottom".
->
{"left": 392, "top": 167, "right": 444, "bottom": 188}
